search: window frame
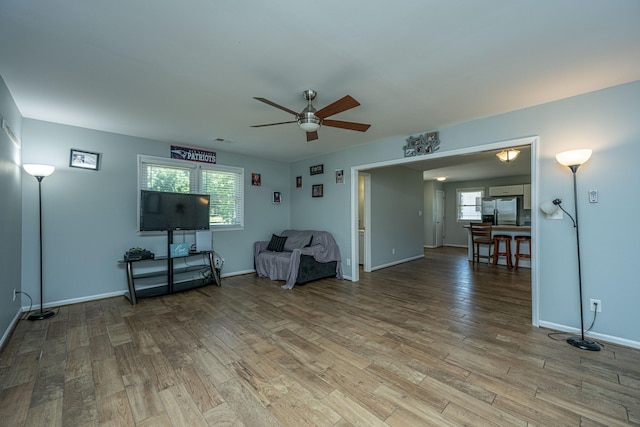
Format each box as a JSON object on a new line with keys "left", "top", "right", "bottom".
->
{"left": 138, "top": 155, "right": 244, "bottom": 231}
{"left": 456, "top": 187, "right": 485, "bottom": 222}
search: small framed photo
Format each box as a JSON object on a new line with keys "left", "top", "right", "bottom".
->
{"left": 312, "top": 184, "right": 323, "bottom": 198}
{"left": 310, "top": 164, "right": 324, "bottom": 175}
{"left": 426, "top": 131, "right": 439, "bottom": 141}
{"left": 70, "top": 149, "right": 100, "bottom": 170}
{"left": 272, "top": 191, "right": 282, "bottom": 204}
{"left": 296, "top": 176, "right": 302, "bottom": 188}
{"left": 251, "top": 172, "right": 261, "bottom": 186}
{"left": 335, "top": 169, "right": 344, "bottom": 184}
{"left": 404, "top": 147, "right": 416, "bottom": 157}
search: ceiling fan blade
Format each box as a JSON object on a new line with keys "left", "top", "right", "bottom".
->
{"left": 253, "top": 97, "right": 299, "bottom": 116}
{"left": 315, "top": 95, "right": 360, "bottom": 119}
{"left": 323, "top": 119, "right": 371, "bottom": 132}
{"left": 250, "top": 120, "right": 296, "bottom": 128}
{"left": 306, "top": 131, "right": 319, "bottom": 142}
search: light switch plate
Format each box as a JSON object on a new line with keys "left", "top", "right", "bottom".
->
{"left": 588, "top": 190, "right": 598, "bottom": 203}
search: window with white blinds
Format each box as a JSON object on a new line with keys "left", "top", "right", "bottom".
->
{"left": 138, "top": 155, "right": 244, "bottom": 230}
{"left": 456, "top": 187, "right": 484, "bottom": 221}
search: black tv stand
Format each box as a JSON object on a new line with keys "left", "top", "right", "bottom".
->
{"left": 121, "top": 230, "right": 220, "bottom": 305}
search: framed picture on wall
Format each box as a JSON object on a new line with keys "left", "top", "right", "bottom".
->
{"left": 296, "top": 176, "right": 302, "bottom": 188}
{"left": 273, "top": 191, "right": 282, "bottom": 204}
{"left": 70, "top": 149, "right": 100, "bottom": 170}
{"left": 310, "top": 164, "right": 324, "bottom": 175}
{"left": 312, "top": 184, "right": 323, "bottom": 198}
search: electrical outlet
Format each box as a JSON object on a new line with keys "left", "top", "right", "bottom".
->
{"left": 590, "top": 299, "right": 602, "bottom": 312}
{"left": 346, "top": 258, "right": 351, "bottom": 266}
{"left": 588, "top": 190, "right": 598, "bottom": 203}
{"left": 392, "top": 248, "right": 395, "bottom": 255}
{"left": 13, "top": 288, "right": 17, "bottom": 301}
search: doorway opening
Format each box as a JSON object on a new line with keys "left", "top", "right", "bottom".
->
{"left": 350, "top": 135, "right": 539, "bottom": 325}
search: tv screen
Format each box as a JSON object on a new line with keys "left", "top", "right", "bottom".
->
{"left": 140, "top": 190, "right": 210, "bottom": 231}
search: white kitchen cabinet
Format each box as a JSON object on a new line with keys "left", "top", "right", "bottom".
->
{"left": 523, "top": 184, "right": 532, "bottom": 209}
{"left": 489, "top": 184, "right": 524, "bottom": 196}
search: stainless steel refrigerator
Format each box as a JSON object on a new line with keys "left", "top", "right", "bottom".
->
{"left": 481, "top": 197, "right": 519, "bottom": 225}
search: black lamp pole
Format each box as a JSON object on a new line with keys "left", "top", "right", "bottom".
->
{"left": 27, "top": 174, "right": 56, "bottom": 321}
{"left": 565, "top": 164, "right": 599, "bottom": 351}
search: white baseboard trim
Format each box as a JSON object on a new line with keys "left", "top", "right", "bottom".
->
{"left": 538, "top": 320, "right": 640, "bottom": 350}
{"left": 18, "top": 269, "right": 258, "bottom": 312}
{"left": 21, "top": 290, "right": 127, "bottom": 311}
{"left": 221, "top": 269, "right": 254, "bottom": 278}
{"left": 371, "top": 254, "right": 425, "bottom": 272}
{"left": 0, "top": 308, "right": 23, "bottom": 350}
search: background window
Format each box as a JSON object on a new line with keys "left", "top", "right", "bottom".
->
{"left": 457, "top": 187, "right": 484, "bottom": 221}
{"left": 201, "top": 167, "right": 243, "bottom": 227}
{"left": 139, "top": 155, "right": 244, "bottom": 230}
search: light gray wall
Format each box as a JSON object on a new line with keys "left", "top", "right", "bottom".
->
{"left": 369, "top": 166, "right": 424, "bottom": 267}
{"left": 444, "top": 175, "right": 530, "bottom": 246}
{"left": 20, "top": 119, "right": 290, "bottom": 306}
{"left": 290, "top": 81, "right": 640, "bottom": 345}
{"left": 288, "top": 157, "right": 352, "bottom": 258}
{"left": 0, "top": 76, "right": 23, "bottom": 341}
{"left": 289, "top": 158, "right": 424, "bottom": 271}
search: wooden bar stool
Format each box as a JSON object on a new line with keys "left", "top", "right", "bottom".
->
{"left": 470, "top": 222, "right": 493, "bottom": 265}
{"left": 492, "top": 235, "right": 513, "bottom": 268}
{"left": 514, "top": 235, "right": 531, "bottom": 269}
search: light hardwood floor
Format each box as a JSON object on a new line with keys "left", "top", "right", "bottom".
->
{"left": 1, "top": 247, "right": 639, "bottom": 426}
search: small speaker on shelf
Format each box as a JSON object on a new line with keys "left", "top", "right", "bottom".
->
{"left": 196, "top": 230, "right": 212, "bottom": 252}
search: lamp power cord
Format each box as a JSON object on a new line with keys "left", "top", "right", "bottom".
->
{"left": 547, "top": 301, "right": 603, "bottom": 347}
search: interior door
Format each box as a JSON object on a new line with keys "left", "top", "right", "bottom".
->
{"left": 435, "top": 190, "right": 445, "bottom": 247}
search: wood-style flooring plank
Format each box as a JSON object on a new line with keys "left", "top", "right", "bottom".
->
{"left": 158, "top": 383, "right": 209, "bottom": 427}
{"left": 61, "top": 374, "right": 98, "bottom": 426}
{"left": 25, "top": 397, "right": 63, "bottom": 427}
{"left": 96, "top": 389, "right": 135, "bottom": 426}
{"left": 0, "top": 381, "right": 33, "bottom": 426}
{"left": 216, "top": 378, "right": 281, "bottom": 427}
{"left": 122, "top": 370, "right": 165, "bottom": 423}
{"left": 177, "top": 364, "right": 225, "bottom": 413}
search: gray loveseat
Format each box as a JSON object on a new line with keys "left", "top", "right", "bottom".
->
{"left": 253, "top": 229, "right": 343, "bottom": 289}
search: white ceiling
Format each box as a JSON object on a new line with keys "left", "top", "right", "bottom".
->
{"left": 1, "top": 0, "right": 639, "bottom": 171}
{"left": 412, "top": 146, "right": 532, "bottom": 183}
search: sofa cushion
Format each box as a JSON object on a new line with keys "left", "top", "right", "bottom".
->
{"left": 266, "top": 234, "right": 287, "bottom": 252}
{"left": 283, "top": 233, "right": 313, "bottom": 252}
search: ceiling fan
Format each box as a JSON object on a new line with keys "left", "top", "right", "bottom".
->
{"left": 251, "top": 90, "right": 371, "bottom": 142}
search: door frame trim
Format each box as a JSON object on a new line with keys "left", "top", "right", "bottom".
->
{"left": 350, "top": 135, "right": 539, "bottom": 326}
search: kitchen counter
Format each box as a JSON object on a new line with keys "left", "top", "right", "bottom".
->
{"left": 464, "top": 225, "right": 531, "bottom": 268}
{"left": 463, "top": 225, "right": 530, "bottom": 231}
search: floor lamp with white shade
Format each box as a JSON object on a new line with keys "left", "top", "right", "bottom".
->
{"left": 23, "top": 163, "right": 56, "bottom": 321}
{"left": 551, "top": 149, "right": 600, "bottom": 351}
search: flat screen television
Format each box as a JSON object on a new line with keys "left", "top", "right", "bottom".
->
{"left": 140, "top": 190, "right": 210, "bottom": 231}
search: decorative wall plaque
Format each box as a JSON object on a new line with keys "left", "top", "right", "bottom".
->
{"left": 403, "top": 131, "right": 440, "bottom": 157}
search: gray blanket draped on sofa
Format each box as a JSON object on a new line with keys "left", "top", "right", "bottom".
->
{"left": 254, "top": 230, "right": 343, "bottom": 289}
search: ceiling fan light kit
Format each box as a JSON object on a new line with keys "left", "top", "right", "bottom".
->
{"left": 251, "top": 90, "right": 371, "bottom": 142}
{"left": 297, "top": 112, "right": 321, "bottom": 132}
